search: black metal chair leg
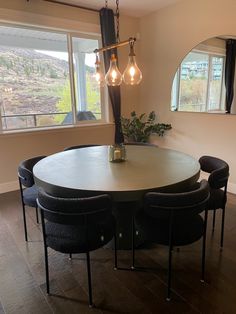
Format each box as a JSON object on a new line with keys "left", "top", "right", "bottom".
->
{"left": 22, "top": 203, "right": 28, "bottom": 242}
{"left": 212, "top": 209, "right": 216, "bottom": 232}
{"left": 220, "top": 207, "right": 226, "bottom": 248}
{"left": 69, "top": 253, "right": 72, "bottom": 260}
{"left": 166, "top": 244, "right": 173, "bottom": 301}
{"left": 44, "top": 245, "right": 50, "bottom": 294}
{"left": 40, "top": 206, "right": 50, "bottom": 294}
{"left": 131, "top": 214, "right": 135, "bottom": 270}
{"left": 114, "top": 224, "right": 118, "bottom": 270}
{"left": 166, "top": 212, "right": 174, "bottom": 301}
{"left": 201, "top": 208, "right": 208, "bottom": 282}
{"left": 201, "top": 229, "right": 207, "bottom": 282}
{"left": 19, "top": 178, "right": 28, "bottom": 242}
{"left": 86, "top": 252, "right": 93, "bottom": 308}
{"left": 35, "top": 205, "right": 39, "bottom": 224}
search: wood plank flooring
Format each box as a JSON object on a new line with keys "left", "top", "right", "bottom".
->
{"left": 0, "top": 190, "right": 236, "bottom": 313}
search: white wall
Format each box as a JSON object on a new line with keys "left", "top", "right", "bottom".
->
{"left": 0, "top": 0, "right": 140, "bottom": 192}
{"left": 140, "top": 0, "right": 236, "bottom": 193}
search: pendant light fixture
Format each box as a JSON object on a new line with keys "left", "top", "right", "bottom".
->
{"left": 122, "top": 39, "right": 142, "bottom": 85}
{"left": 105, "top": 53, "right": 122, "bottom": 86}
{"left": 95, "top": 54, "right": 105, "bottom": 86}
{"left": 94, "top": 0, "right": 142, "bottom": 87}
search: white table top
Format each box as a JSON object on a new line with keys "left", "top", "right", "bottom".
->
{"left": 33, "top": 145, "right": 200, "bottom": 201}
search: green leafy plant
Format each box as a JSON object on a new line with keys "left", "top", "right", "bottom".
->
{"left": 121, "top": 111, "right": 172, "bottom": 143}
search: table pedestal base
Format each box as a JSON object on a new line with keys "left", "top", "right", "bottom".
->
{"left": 107, "top": 201, "right": 146, "bottom": 250}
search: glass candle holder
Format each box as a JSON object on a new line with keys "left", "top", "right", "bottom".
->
{"left": 109, "top": 144, "right": 126, "bottom": 162}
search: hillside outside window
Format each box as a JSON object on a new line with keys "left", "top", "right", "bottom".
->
{"left": 0, "top": 24, "right": 105, "bottom": 132}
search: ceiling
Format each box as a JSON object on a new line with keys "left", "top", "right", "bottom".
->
{"left": 50, "top": 0, "right": 183, "bottom": 17}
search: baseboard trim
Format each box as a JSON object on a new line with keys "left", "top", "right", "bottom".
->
{"left": 0, "top": 180, "right": 19, "bottom": 194}
{"left": 227, "top": 182, "right": 236, "bottom": 195}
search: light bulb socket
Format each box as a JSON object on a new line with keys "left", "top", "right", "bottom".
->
{"left": 129, "top": 41, "right": 136, "bottom": 57}
{"left": 129, "top": 48, "right": 135, "bottom": 57}
{"left": 111, "top": 53, "right": 117, "bottom": 61}
{"left": 95, "top": 54, "right": 100, "bottom": 66}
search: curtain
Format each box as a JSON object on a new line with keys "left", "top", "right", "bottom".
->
{"left": 225, "top": 39, "right": 236, "bottom": 113}
{"left": 100, "top": 7, "right": 124, "bottom": 144}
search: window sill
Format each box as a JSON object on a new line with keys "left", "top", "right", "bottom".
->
{"left": 0, "top": 122, "right": 114, "bottom": 138}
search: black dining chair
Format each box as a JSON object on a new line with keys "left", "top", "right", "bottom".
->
{"left": 18, "top": 155, "right": 46, "bottom": 241}
{"left": 64, "top": 144, "right": 100, "bottom": 151}
{"left": 37, "top": 190, "right": 117, "bottom": 308}
{"left": 132, "top": 179, "right": 210, "bottom": 301}
{"left": 199, "top": 155, "right": 229, "bottom": 248}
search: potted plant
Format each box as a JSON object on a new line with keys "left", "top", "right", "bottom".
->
{"left": 121, "top": 111, "right": 172, "bottom": 143}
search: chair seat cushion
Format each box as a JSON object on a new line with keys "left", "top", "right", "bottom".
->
{"left": 23, "top": 185, "right": 38, "bottom": 207}
{"left": 209, "top": 188, "right": 225, "bottom": 210}
{"left": 45, "top": 215, "right": 115, "bottom": 253}
{"left": 135, "top": 211, "right": 204, "bottom": 246}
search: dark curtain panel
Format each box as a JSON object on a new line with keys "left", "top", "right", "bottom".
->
{"left": 225, "top": 39, "right": 236, "bottom": 113}
{"left": 100, "top": 7, "right": 124, "bottom": 144}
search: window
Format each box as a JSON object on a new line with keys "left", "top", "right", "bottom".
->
{"left": 171, "top": 50, "right": 226, "bottom": 113}
{"left": 0, "top": 24, "right": 105, "bottom": 132}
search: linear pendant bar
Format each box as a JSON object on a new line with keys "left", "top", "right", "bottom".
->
{"left": 94, "top": 37, "right": 136, "bottom": 53}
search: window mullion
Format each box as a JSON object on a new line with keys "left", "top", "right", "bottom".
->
{"left": 67, "top": 34, "right": 77, "bottom": 125}
{"left": 176, "top": 69, "right": 181, "bottom": 110}
{"left": 0, "top": 108, "right": 2, "bottom": 131}
{"left": 76, "top": 53, "right": 87, "bottom": 111}
{"left": 220, "top": 57, "right": 226, "bottom": 110}
{"left": 206, "top": 55, "right": 212, "bottom": 112}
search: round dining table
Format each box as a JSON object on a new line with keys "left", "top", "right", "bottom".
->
{"left": 33, "top": 145, "right": 200, "bottom": 249}
{"left": 33, "top": 145, "right": 200, "bottom": 200}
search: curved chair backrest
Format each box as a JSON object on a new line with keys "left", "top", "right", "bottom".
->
{"left": 199, "top": 156, "right": 229, "bottom": 189}
{"left": 37, "top": 189, "right": 113, "bottom": 226}
{"left": 18, "top": 156, "right": 46, "bottom": 188}
{"left": 144, "top": 180, "right": 209, "bottom": 220}
{"left": 64, "top": 144, "right": 100, "bottom": 151}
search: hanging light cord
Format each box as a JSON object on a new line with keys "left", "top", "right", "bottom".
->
{"left": 116, "top": 0, "right": 120, "bottom": 43}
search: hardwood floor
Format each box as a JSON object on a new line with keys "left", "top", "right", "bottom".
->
{"left": 0, "top": 190, "right": 236, "bottom": 313}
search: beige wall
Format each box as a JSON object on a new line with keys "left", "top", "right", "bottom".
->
{"left": 140, "top": 0, "right": 236, "bottom": 192}
{"left": 0, "top": 0, "right": 140, "bottom": 192}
